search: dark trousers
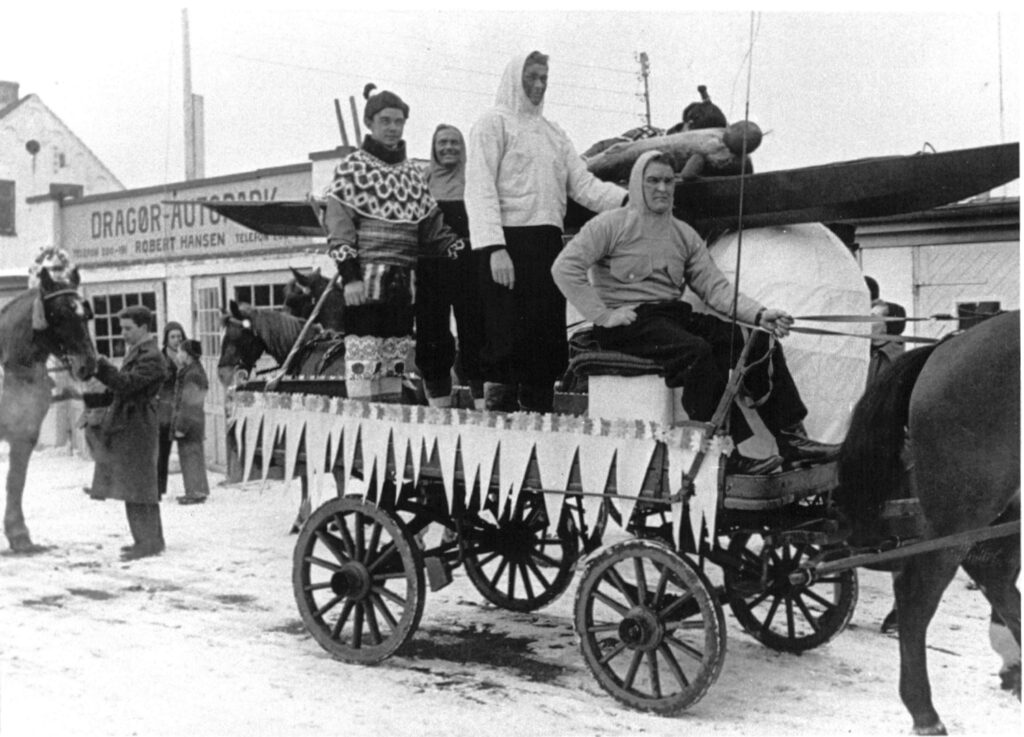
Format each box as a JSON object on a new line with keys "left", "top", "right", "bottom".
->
{"left": 178, "top": 439, "right": 210, "bottom": 499}
{"left": 344, "top": 268, "right": 415, "bottom": 338}
{"left": 593, "top": 302, "right": 806, "bottom": 442}
{"left": 415, "top": 246, "right": 485, "bottom": 398}
{"left": 478, "top": 226, "right": 568, "bottom": 412}
{"left": 125, "top": 502, "right": 164, "bottom": 550}
{"left": 157, "top": 425, "right": 173, "bottom": 499}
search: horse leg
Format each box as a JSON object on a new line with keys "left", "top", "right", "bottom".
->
{"left": 894, "top": 549, "right": 962, "bottom": 735}
{"left": 291, "top": 474, "right": 311, "bottom": 534}
{"left": 4, "top": 438, "right": 40, "bottom": 553}
{"left": 961, "top": 533, "right": 1022, "bottom": 698}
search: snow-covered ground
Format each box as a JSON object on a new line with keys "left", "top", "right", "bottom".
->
{"left": 0, "top": 446, "right": 1019, "bottom": 737}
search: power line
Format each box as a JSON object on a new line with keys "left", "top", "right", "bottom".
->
{"left": 443, "top": 65, "right": 636, "bottom": 97}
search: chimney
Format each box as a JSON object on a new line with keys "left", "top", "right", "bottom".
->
{"left": 0, "top": 80, "right": 21, "bottom": 108}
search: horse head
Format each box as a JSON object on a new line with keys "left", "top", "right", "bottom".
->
{"left": 217, "top": 300, "right": 267, "bottom": 388}
{"left": 283, "top": 266, "right": 344, "bottom": 332}
{"left": 35, "top": 266, "right": 98, "bottom": 380}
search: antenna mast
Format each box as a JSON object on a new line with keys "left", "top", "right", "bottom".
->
{"left": 636, "top": 52, "right": 652, "bottom": 127}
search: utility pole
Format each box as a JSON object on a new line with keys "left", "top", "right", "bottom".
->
{"left": 182, "top": 8, "right": 204, "bottom": 179}
{"left": 636, "top": 52, "right": 651, "bottom": 127}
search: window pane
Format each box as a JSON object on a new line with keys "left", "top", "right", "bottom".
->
{"left": 110, "top": 294, "right": 124, "bottom": 313}
{"left": 143, "top": 293, "right": 156, "bottom": 310}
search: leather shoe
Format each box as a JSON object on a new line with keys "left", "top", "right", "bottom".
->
{"left": 177, "top": 496, "right": 207, "bottom": 505}
{"left": 726, "top": 452, "right": 783, "bottom": 476}
{"left": 776, "top": 423, "right": 841, "bottom": 464}
{"left": 120, "top": 543, "right": 164, "bottom": 561}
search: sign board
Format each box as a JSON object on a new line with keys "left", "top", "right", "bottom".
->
{"left": 61, "top": 166, "right": 323, "bottom": 265}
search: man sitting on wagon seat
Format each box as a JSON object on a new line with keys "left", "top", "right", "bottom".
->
{"left": 552, "top": 150, "right": 839, "bottom": 475}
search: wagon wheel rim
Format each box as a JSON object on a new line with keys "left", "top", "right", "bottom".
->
{"left": 574, "top": 539, "right": 726, "bottom": 714}
{"left": 462, "top": 490, "right": 579, "bottom": 612}
{"left": 723, "top": 531, "right": 858, "bottom": 653}
{"left": 292, "top": 496, "right": 425, "bottom": 663}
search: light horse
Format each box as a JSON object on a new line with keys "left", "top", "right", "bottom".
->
{"left": 836, "top": 310, "right": 1020, "bottom": 734}
{"left": 0, "top": 267, "right": 97, "bottom": 552}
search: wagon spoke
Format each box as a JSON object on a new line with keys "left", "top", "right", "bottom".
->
{"left": 646, "top": 650, "right": 662, "bottom": 698}
{"left": 532, "top": 549, "right": 562, "bottom": 567}
{"left": 634, "top": 556, "right": 649, "bottom": 602}
{"left": 364, "top": 599, "right": 383, "bottom": 645}
{"left": 785, "top": 594, "right": 796, "bottom": 640}
{"left": 303, "top": 581, "right": 335, "bottom": 593}
{"left": 666, "top": 620, "right": 708, "bottom": 632}
{"left": 657, "top": 642, "right": 690, "bottom": 689}
{"left": 598, "top": 639, "right": 630, "bottom": 665}
{"left": 605, "top": 566, "right": 640, "bottom": 607}
{"left": 367, "top": 541, "right": 400, "bottom": 574}
{"left": 518, "top": 562, "right": 536, "bottom": 601}
{"left": 475, "top": 550, "right": 501, "bottom": 567}
{"left": 524, "top": 554, "right": 553, "bottom": 591}
{"left": 663, "top": 633, "right": 704, "bottom": 662}
{"left": 659, "top": 591, "right": 695, "bottom": 620}
{"left": 800, "top": 587, "right": 836, "bottom": 610}
{"left": 622, "top": 649, "right": 644, "bottom": 690}
{"left": 315, "top": 528, "right": 350, "bottom": 563}
{"left": 506, "top": 559, "right": 518, "bottom": 599}
{"left": 306, "top": 555, "right": 344, "bottom": 573}
{"left": 587, "top": 621, "right": 622, "bottom": 634}
{"left": 334, "top": 513, "right": 356, "bottom": 558}
{"left": 352, "top": 603, "right": 364, "bottom": 649}
{"left": 652, "top": 567, "right": 670, "bottom": 609}
{"left": 364, "top": 519, "right": 383, "bottom": 564}
{"left": 354, "top": 511, "right": 366, "bottom": 558}
{"left": 760, "top": 593, "right": 783, "bottom": 633}
{"left": 370, "top": 591, "right": 398, "bottom": 630}
{"left": 330, "top": 599, "right": 355, "bottom": 638}
{"left": 374, "top": 584, "right": 408, "bottom": 608}
{"left": 794, "top": 592, "right": 822, "bottom": 632}
{"left": 594, "top": 588, "right": 631, "bottom": 617}
{"left": 315, "top": 594, "right": 344, "bottom": 620}
{"left": 488, "top": 556, "right": 510, "bottom": 591}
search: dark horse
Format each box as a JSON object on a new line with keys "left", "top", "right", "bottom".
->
{"left": 282, "top": 266, "right": 345, "bottom": 332}
{"left": 217, "top": 300, "right": 346, "bottom": 388}
{"left": 837, "top": 310, "right": 1020, "bottom": 734}
{"left": 0, "top": 267, "right": 98, "bottom": 552}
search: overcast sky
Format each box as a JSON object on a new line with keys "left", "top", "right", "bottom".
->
{"left": 2, "top": 3, "right": 1019, "bottom": 191}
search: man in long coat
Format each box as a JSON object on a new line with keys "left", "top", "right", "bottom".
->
{"left": 88, "top": 305, "right": 168, "bottom": 560}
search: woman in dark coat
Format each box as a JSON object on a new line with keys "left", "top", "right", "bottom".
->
{"left": 156, "top": 321, "right": 185, "bottom": 499}
{"left": 172, "top": 339, "right": 210, "bottom": 505}
{"left": 88, "top": 305, "right": 168, "bottom": 560}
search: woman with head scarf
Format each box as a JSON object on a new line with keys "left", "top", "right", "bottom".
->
{"left": 172, "top": 339, "right": 210, "bottom": 505}
{"left": 414, "top": 124, "right": 485, "bottom": 408}
{"left": 156, "top": 321, "right": 185, "bottom": 499}
{"left": 321, "top": 85, "right": 464, "bottom": 401}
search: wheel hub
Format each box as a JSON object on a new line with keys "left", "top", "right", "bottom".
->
{"left": 618, "top": 607, "right": 665, "bottom": 651}
{"left": 331, "top": 561, "right": 372, "bottom": 600}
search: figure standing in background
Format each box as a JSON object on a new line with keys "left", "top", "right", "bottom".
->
{"left": 172, "top": 339, "right": 210, "bottom": 505}
{"left": 156, "top": 321, "right": 185, "bottom": 499}
{"left": 415, "top": 124, "right": 486, "bottom": 408}
{"left": 87, "top": 306, "right": 167, "bottom": 561}
{"left": 465, "top": 51, "right": 626, "bottom": 413}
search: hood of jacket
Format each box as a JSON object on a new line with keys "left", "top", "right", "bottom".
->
{"left": 494, "top": 53, "right": 544, "bottom": 117}
{"left": 426, "top": 124, "right": 466, "bottom": 200}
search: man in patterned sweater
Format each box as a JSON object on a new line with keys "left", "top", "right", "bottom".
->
{"left": 322, "top": 84, "right": 463, "bottom": 401}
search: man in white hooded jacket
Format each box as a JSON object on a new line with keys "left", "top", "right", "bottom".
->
{"left": 465, "top": 51, "right": 626, "bottom": 413}
{"left": 552, "top": 151, "right": 839, "bottom": 474}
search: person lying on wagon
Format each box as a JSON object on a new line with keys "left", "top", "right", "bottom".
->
{"left": 552, "top": 150, "right": 839, "bottom": 475}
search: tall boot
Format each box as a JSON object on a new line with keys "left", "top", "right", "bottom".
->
{"left": 123, "top": 502, "right": 164, "bottom": 559}
{"left": 775, "top": 421, "right": 841, "bottom": 464}
{"left": 517, "top": 383, "right": 554, "bottom": 414}
{"left": 483, "top": 382, "right": 516, "bottom": 412}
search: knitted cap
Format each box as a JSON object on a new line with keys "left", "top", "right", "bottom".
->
{"left": 363, "top": 83, "right": 409, "bottom": 124}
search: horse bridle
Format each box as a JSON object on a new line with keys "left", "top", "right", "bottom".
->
{"left": 218, "top": 316, "right": 269, "bottom": 380}
{"left": 39, "top": 287, "right": 93, "bottom": 373}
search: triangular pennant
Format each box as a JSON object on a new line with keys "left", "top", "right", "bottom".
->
{"left": 613, "top": 438, "right": 658, "bottom": 532}
{"left": 282, "top": 412, "right": 307, "bottom": 495}
{"left": 459, "top": 427, "right": 501, "bottom": 510}
{"left": 242, "top": 412, "right": 262, "bottom": 484}
{"left": 342, "top": 418, "right": 362, "bottom": 489}
{"left": 576, "top": 436, "right": 620, "bottom": 535}
{"left": 533, "top": 432, "right": 580, "bottom": 532}
{"left": 232, "top": 415, "right": 246, "bottom": 465}
{"left": 497, "top": 431, "right": 536, "bottom": 514}
{"left": 303, "top": 410, "right": 333, "bottom": 509}
{"left": 358, "top": 419, "right": 393, "bottom": 499}
{"left": 431, "top": 424, "right": 461, "bottom": 513}
{"left": 260, "top": 408, "right": 282, "bottom": 482}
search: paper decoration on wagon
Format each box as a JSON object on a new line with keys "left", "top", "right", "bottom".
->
{"left": 242, "top": 413, "right": 262, "bottom": 485}
{"left": 458, "top": 424, "right": 501, "bottom": 506}
{"left": 577, "top": 434, "right": 622, "bottom": 535}
{"left": 612, "top": 437, "right": 660, "bottom": 528}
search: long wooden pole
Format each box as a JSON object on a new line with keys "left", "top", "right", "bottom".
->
{"left": 334, "top": 99, "right": 350, "bottom": 147}
{"left": 265, "top": 279, "right": 339, "bottom": 391}
{"left": 349, "top": 96, "right": 363, "bottom": 143}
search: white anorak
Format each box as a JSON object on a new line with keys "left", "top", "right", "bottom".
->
{"left": 552, "top": 150, "right": 764, "bottom": 327}
{"left": 465, "top": 53, "right": 626, "bottom": 249}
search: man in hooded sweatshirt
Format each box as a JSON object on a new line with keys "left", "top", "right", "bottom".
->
{"left": 465, "top": 51, "right": 626, "bottom": 413}
{"left": 552, "top": 151, "right": 838, "bottom": 474}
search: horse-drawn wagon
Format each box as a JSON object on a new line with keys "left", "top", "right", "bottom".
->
{"left": 212, "top": 140, "right": 1020, "bottom": 732}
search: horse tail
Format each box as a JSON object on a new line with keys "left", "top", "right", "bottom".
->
{"left": 836, "top": 344, "right": 937, "bottom": 535}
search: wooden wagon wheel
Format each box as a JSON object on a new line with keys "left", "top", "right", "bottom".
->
{"left": 462, "top": 490, "right": 579, "bottom": 612}
{"left": 574, "top": 539, "right": 726, "bottom": 714}
{"left": 723, "top": 531, "right": 858, "bottom": 653}
{"left": 292, "top": 496, "right": 425, "bottom": 663}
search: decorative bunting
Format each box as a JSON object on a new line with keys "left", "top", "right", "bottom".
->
{"left": 497, "top": 431, "right": 536, "bottom": 515}
{"left": 458, "top": 426, "right": 501, "bottom": 506}
{"left": 576, "top": 434, "right": 620, "bottom": 535}
{"left": 533, "top": 424, "right": 578, "bottom": 529}
{"left": 612, "top": 437, "right": 658, "bottom": 530}
{"left": 281, "top": 411, "right": 306, "bottom": 495}
{"left": 357, "top": 417, "right": 393, "bottom": 499}
{"left": 242, "top": 412, "right": 262, "bottom": 485}
{"left": 431, "top": 423, "right": 462, "bottom": 513}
